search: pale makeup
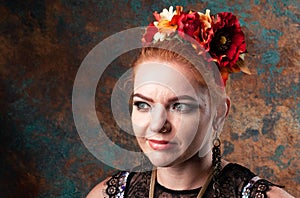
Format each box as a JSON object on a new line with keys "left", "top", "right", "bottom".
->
{"left": 132, "top": 61, "right": 214, "bottom": 167}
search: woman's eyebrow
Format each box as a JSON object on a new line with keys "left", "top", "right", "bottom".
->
{"left": 168, "top": 95, "right": 198, "bottom": 103}
{"left": 133, "top": 94, "right": 199, "bottom": 103}
{"left": 132, "top": 93, "right": 154, "bottom": 102}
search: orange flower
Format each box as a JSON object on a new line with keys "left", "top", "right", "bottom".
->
{"left": 155, "top": 20, "right": 177, "bottom": 33}
{"left": 152, "top": 6, "right": 182, "bottom": 42}
{"left": 198, "top": 9, "right": 214, "bottom": 50}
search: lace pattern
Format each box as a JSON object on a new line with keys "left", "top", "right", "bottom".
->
{"left": 154, "top": 181, "right": 201, "bottom": 198}
{"left": 242, "top": 176, "right": 282, "bottom": 198}
{"left": 104, "top": 163, "right": 282, "bottom": 198}
{"left": 106, "top": 171, "right": 129, "bottom": 198}
{"left": 124, "top": 170, "right": 151, "bottom": 197}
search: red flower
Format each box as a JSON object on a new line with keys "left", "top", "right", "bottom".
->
{"left": 178, "top": 12, "right": 201, "bottom": 38}
{"left": 177, "top": 10, "right": 214, "bottom": 51}
{"left": 170, "top": 6, "right": 183, "bottom": 26}
{"left": 209, "top": 12, "right": 246, "bottom": 69}
{"left": 142, "top": 6, "right": 248, "bottom": 86}
{"left": 142, "top": 22, "right": 158, "bottom": 43}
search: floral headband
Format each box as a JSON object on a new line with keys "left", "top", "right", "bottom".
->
{"left": 142, "top": 6, "right": 251, "bottom": 85}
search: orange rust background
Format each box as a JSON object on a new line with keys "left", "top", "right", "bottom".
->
{"left": 0, "top": 0, "right": 299, "bottom": 197}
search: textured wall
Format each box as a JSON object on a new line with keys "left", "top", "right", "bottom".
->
{"left": 0, "top": 0, "right": 299, "bottom": 197}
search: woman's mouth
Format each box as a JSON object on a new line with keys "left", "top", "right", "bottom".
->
{"left": 147, "top": 139, "right": 175, "bottom": 150}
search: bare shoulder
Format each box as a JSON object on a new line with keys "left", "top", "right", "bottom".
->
{"left": 267, "top": 186, "right": 295, "bottom": 198}
{"left": 86, "top": 177, "right": 111, "bottom": 198}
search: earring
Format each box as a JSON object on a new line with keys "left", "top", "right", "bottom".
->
{"left": 212, "top": 137, "right": 222, "bottom": 197}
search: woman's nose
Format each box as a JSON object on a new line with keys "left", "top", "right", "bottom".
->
{"left": 149, "top": 104, "right": 168, "bottom": 132}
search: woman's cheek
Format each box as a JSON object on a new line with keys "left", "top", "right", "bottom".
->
{"left": 181, "top": 113, "right": 209, "bottom": 141}
{"left": 131, "top": 110, "right": 150, "bottom": 136}
{"left": 181, "top": 117, "right": 201, "bottom": 136}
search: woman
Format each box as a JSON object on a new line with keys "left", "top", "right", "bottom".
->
{"left": 87, "top": 6, "right": 294, "bottom": 198}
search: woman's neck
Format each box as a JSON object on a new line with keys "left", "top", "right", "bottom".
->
{"left": 156, "top": 152, "right": 213, "bottom": 190}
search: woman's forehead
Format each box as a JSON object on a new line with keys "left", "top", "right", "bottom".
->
{"left": 134, "top": 61, "right": 201, "bottom": 85}
{"left": 133, "top": 61, "right": 209, "bottom": 100}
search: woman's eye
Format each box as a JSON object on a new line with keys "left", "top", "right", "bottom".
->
{"left": 170, "top": 103, "right": 195, "bottom": 113}
{"left": 133, "top": 101, "right": 151, "bottom": 112}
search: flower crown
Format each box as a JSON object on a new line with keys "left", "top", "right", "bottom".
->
{"left": 142, "top": 6, "right": 251, "bottom": 85}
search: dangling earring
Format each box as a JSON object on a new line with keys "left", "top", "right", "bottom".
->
{"left": 212, "top": 137, "right": 222, "bottom": 197}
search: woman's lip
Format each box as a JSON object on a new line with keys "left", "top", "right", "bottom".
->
{"left": 147, "top": 139, "right": 175, "bottom": 150}
{"left": 148, "top": 139, "right": 169, "bottom": 144}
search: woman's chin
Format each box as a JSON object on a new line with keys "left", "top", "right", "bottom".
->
{"left": 146, "top": 152, "right": 180, "bottom": 168}
{"left": 150, "top": 159, "right": 173, "bottom": 168}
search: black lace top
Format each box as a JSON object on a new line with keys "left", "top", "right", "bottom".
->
{"left": 105, "top": 163, "right": 280, "bottom": 198}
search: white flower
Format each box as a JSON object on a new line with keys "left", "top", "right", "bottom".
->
{"left": 160, "top": 6, "right": 176, "bottom": 21}
{"left": 198, "top": 9, "right": 211, "bottom": 17}
{"left": 152, "top": 6, "right": 179, "bottom": 42}
{"left": 153, "top": 32, "right": 167, "bottom": 42}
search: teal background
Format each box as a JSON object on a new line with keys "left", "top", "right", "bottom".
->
{"left": 1, "top": 0, "right": 299, "bottom": 197}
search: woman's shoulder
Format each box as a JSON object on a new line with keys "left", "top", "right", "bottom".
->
{"left": 86, "top": 176, "right": 111, "bottom": 198}
{"left": 86, "top": 171, "right": 130, "bottom": 198}
{"left": 220, "top": 162, "right": 256, "bottom": 183}
{"left": 222, "top": 162, "right": 254, "bottom": 174}
{"left": 267, "top": 186, "right": 295, "bottom": 198}
{"left": 203, "top": 163, "right": 254, "bottom": 197}
{"left": 220, "top": 163, "right": 294, "bottom": 198}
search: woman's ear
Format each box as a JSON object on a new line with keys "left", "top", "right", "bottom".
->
{"left": 225, "top": 96, "right": 231, "bottom": 117}
{"left": 212, "top": 96, "right": 231, "bottom": 132}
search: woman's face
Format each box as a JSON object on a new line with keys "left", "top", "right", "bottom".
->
{"left": 132, "top": 60, "right": 214, "bottom": 167}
